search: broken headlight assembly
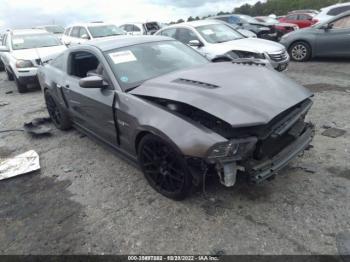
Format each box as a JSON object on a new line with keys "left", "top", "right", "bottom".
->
{"left": 16, "top": 59, "right": 34, "bottom": 68}
{"left": 206, "top": 137, "right": 257, "bottom": 163}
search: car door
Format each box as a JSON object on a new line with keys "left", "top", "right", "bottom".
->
{"left": 1, "top": 34, "right": 12, "bottom": 70}
{"left": 63, "top": 49, "right": 117, "bottom": 145}
{"left": 315, "top": 15, "right": 350, "bottom": 57}
{"left": 285, "top": 14, "right": 299, "bottom": 27}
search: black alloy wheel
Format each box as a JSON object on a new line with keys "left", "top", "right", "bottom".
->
{"left": 138, "top": 134, "right": 192, "bottom": 200}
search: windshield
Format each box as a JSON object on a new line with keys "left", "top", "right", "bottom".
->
{"left": 88, "top": 25, "right": 125, "bottom": 38}
{"left": 237, "top": 15, "right": 259, "bottom": 23}
{"left": 45, "top": 25, "right": 64, "bottom": 34}
{"left": 196, "top": 23, "right": 243, "bottom": 43}
{"left": 12, "top": 34, "right": 62, "bottom": 50}
{"left": 105, "top": 40, "right": 209, "bottom": 91}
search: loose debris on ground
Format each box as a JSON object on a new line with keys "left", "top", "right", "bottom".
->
{"left": 322, "top": 128, "right": 347, "bottom": 138}
{"left": 0, "top": 150, "right": 40, "bottom": 180}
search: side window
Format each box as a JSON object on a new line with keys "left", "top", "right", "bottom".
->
{"left": 332, "top": 15, "right": 350, "bottom": 29}
{"left": 123, "top": 24, "right": 133, "bottom": 32}
{"left": 160, "top": 28, "right": 176, "bottom": 38}
{"left": 68, "top": 51, "right": 101, "bottom": 78}
{"left": 133, "top": 25, "right": 141, "bottom": 32}
{"left": 79, "top": 27, "right": 90, "bottom": 39}
{"left": 298, "top": 14, "right": 310, "bottom": 20}
{"left": 2, "top": 34, "right": 7, "bottom": 46}
{"left": 327, "top": 6, "right": 350, "bottom": 16}
{"left": 287, "top": 14, "right": 298, "bottom": 20}
{"left": 70, "top": 27, "right": 80, "bottom": 37}
{"left": 50, "top": 53, "right": 65, "bottom": 70}
{"left": 176, "top": 28, "right": 199, "bottom": 44}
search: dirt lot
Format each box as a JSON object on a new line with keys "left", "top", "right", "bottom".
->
{"left": 0, "top": 60, "right": 349, "bottom": 255}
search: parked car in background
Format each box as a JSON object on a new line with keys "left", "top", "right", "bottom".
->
{"left": 0, "top": 29, "right": 66, "bottom": 93}
{"left": 207, "top": 19, "right": 257, "bottom": 38}
{"left": 38, "top": 35, "right": 314, "bottom": 200}
{"left": 280, "top": 11, "right": 350, "bottom": 61}
{"left": 35, "top": 25, "right": 65, "bottom": 39}
{"left": 210, "top": 14, "right": 277, "bottom": 40}
{"left": 156, "top": 20, "right": 289, "bottom": 71}
{"left": 255, "top": 16, "right": 299, "bottom": 39}
{"left": 313, "top": 2, "right": 350, "bottom": 23}
{"left": 119, "top": 22, "right": 161, "bottom": 35}
{"left": 278, "top": 13, "right": 316, "bottom": 28}
{"left": 62, "top": 22, "right": 125, "bottom": 45}
{"left": 288, "top": 9, "right": 319, "bottom": 15}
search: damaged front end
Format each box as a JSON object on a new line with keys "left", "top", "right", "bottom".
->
{"left": 203, "top": 98, "right": 315, "bottom": 187}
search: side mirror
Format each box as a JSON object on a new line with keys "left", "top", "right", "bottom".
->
{"left": 79, "top": 76, "right": 107, "bottom": 88}
{"left": 0, "top": 46, "right": 9, "bottom": 52}
{"left": 81, "top": 34, "right": 90, "bottom": 40}
{"left": 188, "top": 40, "right": 202, "bottom": 47}
{"left": 320, "top": 23, "right": 333, "bottom": 30}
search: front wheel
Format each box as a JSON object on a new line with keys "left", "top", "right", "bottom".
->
{"left": 138, "top": 134, "right": 192, "bottom": 200}
{"left": 44, "top": 90, "right": 71, "bottom": 130}
{"left": 289, "top": 41, "right": 311, "bottom": 62}
{"left": 14, "top": 75, "right": 27, "bottom": 93}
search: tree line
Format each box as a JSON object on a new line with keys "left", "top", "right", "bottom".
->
{"left": 169, "top": 0, "right": 347, "bottom": 24}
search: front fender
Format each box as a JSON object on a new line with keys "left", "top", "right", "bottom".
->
{"left": 116, "top": 93, "right": 227, "bottom": 158}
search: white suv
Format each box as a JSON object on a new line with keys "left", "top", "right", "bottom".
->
{"left": 62, "top": 23, "right": 125, "bottom": 46}
{"left": 0, "top": 29, "right": 66, "bottom": 93}
{"left": 313, "top": 3, "right": 350, "bottom": 23}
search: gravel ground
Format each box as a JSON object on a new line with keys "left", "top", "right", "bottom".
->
{"left": 0, "top": 60, "right": 349, "bottom": 255}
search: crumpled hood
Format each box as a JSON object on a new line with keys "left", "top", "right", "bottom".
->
{"left": 12, "top": 45, "right": 66, "bottom": 62}
{"left": 212, "top": 37, "right": 285, "bottom": 54}
{"left": 130, "top": 62, "right": 312, "bottom": 127}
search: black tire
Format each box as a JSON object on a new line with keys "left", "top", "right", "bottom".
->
{"left": 138, "top": 134, "right": 192, "bottom": 200}
{"left": 14, "top": 75, "right": 27, "bottom": 93}
{"left": 289, "top": 41, "right": 311, "bottom": 62}
{"left": 5, "top": 68, "right": 14, "bottom": 81}
{"left": 44, "top": 89, "right": 71, "bottom": 130}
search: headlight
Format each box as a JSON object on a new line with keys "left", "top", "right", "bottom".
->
{"left": 16, "top": 60, "right": 34, "bottom": 68}
{"left": 206, "top": 137, "right": 257, "bottom": 163}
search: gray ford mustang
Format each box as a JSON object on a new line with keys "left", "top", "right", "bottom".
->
{"left": 38, "top": 35, "right": 314, "bottom": 200}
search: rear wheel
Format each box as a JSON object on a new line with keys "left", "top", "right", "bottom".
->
{"left": 289, "top": 41, "right": 311, "bottom": 62}
{"left": 44, "top": 90, "right": 71, "bottom": 130}
{"left": 138, "top": 134, "right": 192, "bottom": 200}
{"left": 14, "top": 75, "right": 27, "bottom": 93}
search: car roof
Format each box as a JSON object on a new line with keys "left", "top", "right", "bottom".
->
{"left": 67, "top": 22, "right": 114, "bottom": 28}
{"left": 11, "top": 29, "right": 48, "bottom": 35}
{"left": 82, "top": 35, "right": 172, "bottom": 51}
{"left": 163, "top": 20, "right": 220, "bottom": 29}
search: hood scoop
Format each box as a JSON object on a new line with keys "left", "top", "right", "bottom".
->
{"left": 172, "top": 78, "right": 219, "bottom": 89}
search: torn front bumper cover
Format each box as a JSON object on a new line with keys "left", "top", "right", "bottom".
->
{"left": 245, "top": 123, "right": 314, "bottom": 184}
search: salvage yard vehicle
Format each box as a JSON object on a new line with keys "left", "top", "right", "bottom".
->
{"left": 313, "top": 2, "right": 350, "bottom": 23}
{"left": 119, "top": 22, "right": 162, "bottom": 35}
{"left": 255, "top": 16, "right": 299, "bottom": 39}
{"left": 156, "top": 20, "right": 289, "bottom": 71}
{"left": 210, "top": 14, "right": 277, "bottom": 40}
{"left": 280, "top": 11, "right": 350, "bottom": 62}
{"left": 62, "top": 22, "right": 126, "bottom": 46}
{"left": 38, "top": 36, "right": 314, "bottom": 200}
{"left": 278, "top": 12, "right": 316, "bottom": 29}
{"left": 0, "top": 29, "right": 66, "bottom": 93}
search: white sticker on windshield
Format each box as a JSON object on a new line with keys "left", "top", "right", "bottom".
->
{"left": 109, "top": 50, "right": 137, "bottom": 64}
{"left": 12, "top": 38, "right": 24, "bottom": 44}
{"left": 202, "top": 29, "right": 214, "bottom": 35}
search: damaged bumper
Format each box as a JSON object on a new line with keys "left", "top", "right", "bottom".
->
{"left": 245, "top": 123, "right": 314, "bottom": 183}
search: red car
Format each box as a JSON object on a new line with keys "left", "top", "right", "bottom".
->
{"left": 255, "top": 16, "right": 299, "bottom": 38}
{"left": 278, "top": 13, "right": 316, "bottom": 28}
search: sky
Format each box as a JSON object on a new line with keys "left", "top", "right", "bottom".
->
{"left": 0, "top": 0, "right": 261, "bottom": 29}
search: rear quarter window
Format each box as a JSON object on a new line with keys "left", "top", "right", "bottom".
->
{"left": 327, "top": 6, "right": 350, "bottom": 16}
